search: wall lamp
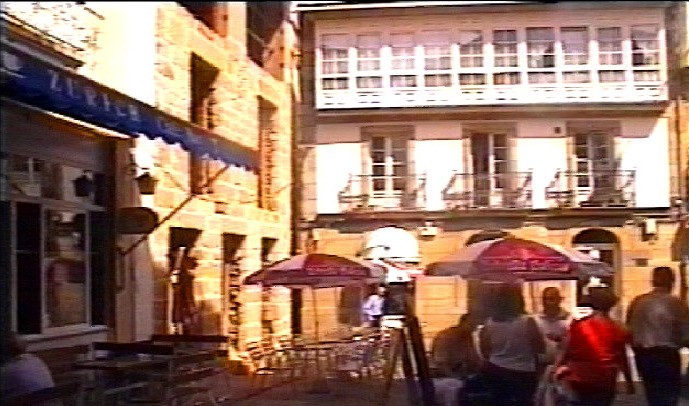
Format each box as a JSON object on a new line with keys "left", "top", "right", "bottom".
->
{"left": 135, "top": 171, "right": 158, "bottom": 195}
{"left": 127, "top": 163, "right": 158, "bottom": 195}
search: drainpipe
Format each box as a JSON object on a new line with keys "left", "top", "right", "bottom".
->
{"left": 677, "top": 96, "right": 685, "bottom": 208}
{"left": 676, "top": 95, "right": 688, "bottom": 304}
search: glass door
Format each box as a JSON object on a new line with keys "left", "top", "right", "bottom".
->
{"left": 470, "top": 132, "right": 508, "bottom": 207}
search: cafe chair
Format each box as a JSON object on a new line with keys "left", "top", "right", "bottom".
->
{"left": 122, "top": 352, "right": 223, "bottom": 406}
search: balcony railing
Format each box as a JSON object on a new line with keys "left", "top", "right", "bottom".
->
{"left": 317, "top": 83, "right": 667, "bottom": 109}
{"left": 338, "top": 174, "right": 427, "bottom": 211}
{"left": 546, "top": 170, "right": 636, "bottom": 208}
{"left": 442, "top": 171, "right": 533, "bottom": 210}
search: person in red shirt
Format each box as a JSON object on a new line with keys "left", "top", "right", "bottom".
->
{"left": 554, "top": 288, "right": 635, "bottom": 406}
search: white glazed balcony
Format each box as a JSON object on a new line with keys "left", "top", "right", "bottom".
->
{"left": 317, "top": 82, "right": 667, "bottom": 109}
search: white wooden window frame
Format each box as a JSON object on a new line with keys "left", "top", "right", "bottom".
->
{"left": 355, "top": 32, "right": 383, "bottom": 89}
{"left": 421, "top": 30, "right": 452, "bottom": 88}
{"left": 370, "top": 135, "right": 409, "bottom": 195}
{"left": 457, "top": 30, "right": 487, "bottom": 87}
{"left": 573, "top": 129, "right": 615, "bottom": 192}
{"left": 314, "top": 17, "right": 667, "bottom": 106}
{"left": 470, "top": 132, "right": 510, "bottom": 189}
{"left": 318, "top": 33, "right": 352, "bottom": 91}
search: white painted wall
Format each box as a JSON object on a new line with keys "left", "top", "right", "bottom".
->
{"left": 314, "top": 117, "right": 670, "bottom": 214}
{"left": 619, "top": 117, "right": 670, "bottom": 208}
{"left": 316, "top": 143, "right": 362, "bottom": 213}
{"left": 515, "top": 120, "right": 568, "bottom": 209}
{"left": 87, "top": 1, "right": 158, "bottom": 342}
{"left": 415, "top": 140, "right": 463, "bottom": 210}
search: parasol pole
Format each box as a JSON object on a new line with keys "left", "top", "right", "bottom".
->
{"left": 312, "top": 288, "right": 320, "bottom": 341}
{"left": 529, "top": 282, "right": 537, "bottom": 314}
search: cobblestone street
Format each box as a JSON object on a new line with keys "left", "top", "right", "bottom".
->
{"left": 223, "top": 376, "right": 689, "bottom": 406}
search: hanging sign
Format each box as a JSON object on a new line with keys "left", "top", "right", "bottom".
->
{"left": 117, "top": 207, "right": 158, "bottom": 234}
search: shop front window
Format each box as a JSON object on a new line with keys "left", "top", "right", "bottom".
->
{"left": 7, "top": 155, "right": 102, "bottom": 205}
{"left": 45, "top": 210, "right": 88, "bottom": 328}
{"left": 9, "top": 153, "right": 107, "bottom": 334}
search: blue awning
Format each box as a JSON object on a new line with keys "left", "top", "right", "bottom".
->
{"left": 1, "top": 47, "right": 258, "bottom": 170}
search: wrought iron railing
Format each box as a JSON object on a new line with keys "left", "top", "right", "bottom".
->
{"left": 338, "top": 174, "right": 427, "bottom": 211}
{"left": 546, "top": 169, "right": 636, "bottom": 208}
{"left": 441, "top": 171, "right": 533, "bottom": 209}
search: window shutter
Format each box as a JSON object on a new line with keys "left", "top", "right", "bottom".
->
{"left": 565, "top": 131, "right": 576, "bottom": 194}
{"left": 462, "top": 131, "right": 472, "bottom": 205}
{"left": 360, "top": 131, "right": 371, "bottom": 197}
{"left": 508, "top": 133, "right": 519, "bottom": 193}
{"left": 462, "top": 130, "right": 472, "bottom": 175}
{"left": 407, "top": 137, "right": 417, "bottom": 197}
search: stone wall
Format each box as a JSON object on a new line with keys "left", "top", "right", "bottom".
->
{"left": 302, "top": 220, "right": 682, "bottom": 345}
{"left": 150, "top": 3, "right": 295, "bottom": 344}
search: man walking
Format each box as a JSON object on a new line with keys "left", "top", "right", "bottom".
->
{"left": 626, "top": 266, "right": 689, "bottom": 406}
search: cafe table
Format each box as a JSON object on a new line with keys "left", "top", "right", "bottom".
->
{"left": 73, "top": 356, "right": 173, "bottom": 404}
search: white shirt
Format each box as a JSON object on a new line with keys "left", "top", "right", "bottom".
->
{"left": 627, "top": 291, "right": 689, "bottom": 349}
{"left": 362, "top": 294, "right": 384, "bottom": 321}
{"left": 0, "top": 353, "right": 56, "bottom": 400}
{"left": 535, "top": 310, "right": 571, "bottom": 364}
{"left": 484, "top": 315, "right": 538, "bottom": 372}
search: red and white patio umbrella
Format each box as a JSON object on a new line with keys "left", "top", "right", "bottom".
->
{"left": 244, "top": 253, "right": 385, "bottom": 288}
{"left": 428, "top": 237, "right": 612, "bottom": 283}
{"left": 243, "top": 253, "right": 385, "bottom": 340}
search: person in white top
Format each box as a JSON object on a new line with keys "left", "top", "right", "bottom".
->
{"left": 626, "top": 266, "right": 689, "bottom": 406}
{"left": 479, "top": 283, "right": 545, "bottom": 406}
{"left": 535, "top": 287, "right": 571, "bottom": 370}
{"left": 361, "top": 285, "right": 386, "bottom": 328}
{"left": 0, "top": 333, "right": 56, "bottom": 402}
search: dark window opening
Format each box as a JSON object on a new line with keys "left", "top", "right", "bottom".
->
{"left": 190, "top": 54, "right": 219, "bottom": 195}
{"left": 258, "top": 97, "right": 278, "bottom": 210}
{"left": 261, "top": 237, "right": 278, "bottom": 267}
{"left": 260, "top": 237, "right": 278, "bottom": 336}
{"left": 223, "top": 233, "right": 244, "bottom": 345}
{"left": 246, "top": 2, "right": 284, "bottom": 68}
{"left": 16, "top": 203, "right": 42, "bottom": 334}
{"left": 179, "top": 2, "right": 227, "bottom": 37}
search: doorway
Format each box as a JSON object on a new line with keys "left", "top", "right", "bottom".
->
{"left": 572, "top": 229, "right": 621, "bottom": 318}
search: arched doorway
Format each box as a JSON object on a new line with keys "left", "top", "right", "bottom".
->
{"left": 572, "top": 228, "right": 621, "bottom": 316}
{"left": 359, "top": 226, "right": 420, "bottom": 320}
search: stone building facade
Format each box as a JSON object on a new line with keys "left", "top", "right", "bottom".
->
{"left": 2, "top": 1, "right": 297, "bottom": 353}
{"left": 148, "top": 2, "right": 297, "bottom": 345}
{"left": 294, "top": 0, "right": 689, "bottom": 342}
